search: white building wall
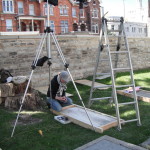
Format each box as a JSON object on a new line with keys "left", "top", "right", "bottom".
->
{"left": 107, "top": 16, "right": 147, "bottom": 37}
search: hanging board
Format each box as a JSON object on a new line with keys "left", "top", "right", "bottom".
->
{"left": 51, "top": 104, "right": 121, "bottom": 133}
{"left": 75, "top": 79, "right": 109, "bottom": 90}
{"left": 117, "top": 89, "right": 150, "bottom": 103}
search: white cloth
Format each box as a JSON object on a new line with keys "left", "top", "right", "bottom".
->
{"left": 56, "top": 74, "right": 67, "bottom": 97}
{"left": 6, "top": 76, "right": 13, "bottom": 83}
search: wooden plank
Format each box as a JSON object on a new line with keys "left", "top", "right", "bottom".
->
{"left": 34, "top": 86, "right": 73, "bottom": 97}
{"left": 50, "top": 104, "right": 119, "bottom": 133}
{"left": 75, "top": 79, "right": 109, "bottom": 89}
{"left": 117, "top": 89, "right": 150, "bottom": 103}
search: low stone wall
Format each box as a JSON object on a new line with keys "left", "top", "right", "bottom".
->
{"left": 0, "top": 35, "right": 150, "bottom": 87}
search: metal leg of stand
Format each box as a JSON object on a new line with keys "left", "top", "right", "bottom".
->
{"left": 50, "top": 32, "right": 96, "bottom": 132}
{"left": 11, "top": 33, "right": 47, "bottom": 137}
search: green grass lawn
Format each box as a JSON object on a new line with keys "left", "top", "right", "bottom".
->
{"left": 0, "top": 69, "right": 150, "bottom": 150}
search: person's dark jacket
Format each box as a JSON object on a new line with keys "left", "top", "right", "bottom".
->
{"left": 47, "top": 75, "right": 65, "bottom": 99}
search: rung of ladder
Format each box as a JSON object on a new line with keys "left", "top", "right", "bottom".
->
{"left": 113, "top": 68, "right": 131, "bottom": 71}
{"left": 118, "top": 102, "right": 136, "bottom": 106}
{"left": 116, "top": 84, "right": 134, "bottom": 88}
{"left": 90, "top": 97, "right": 112, "bottom": 101}
{"left": 107, "top": 20, "right": 121, "bottom": 23}
{"left": 94, "top": 85, "right": 112, "bottom": 89}
{"left": 108, "top": 35, "right": 125, "bottom": 38}
{"left": 96, "top": 73, "right": 110, "bottom": 75}
{"left": 100, "top": 59, "right": 109, "bottom": 61}
{"left": 108, "top": 30, "right": 121, "bottom": 32}
{"left": 121, "top": 119, "right": 138, "bottom": 124}
{"left": 110, "top": 51, "right": 128, "bottom": 54}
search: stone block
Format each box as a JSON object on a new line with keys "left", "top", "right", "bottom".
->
{"left": 0, "top": 83, "right": 15, "bottom": 97}
{"left": 5, "top": 90, "right": 43, "bottom": 110}
{"left": 14, "top": 81, "right": 32, "bottom": 94}
{"left": 0, "top": 97, "right": 5, "bottom": 104}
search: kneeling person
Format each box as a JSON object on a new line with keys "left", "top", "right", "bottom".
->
{"left": 47, "top": 71, "right": 73, "bottom": 112}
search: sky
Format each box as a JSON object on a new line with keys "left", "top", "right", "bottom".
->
{"left": 101, "top": 0, "right": 148, "bottom": 17}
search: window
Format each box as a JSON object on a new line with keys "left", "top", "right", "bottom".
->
{"left": 139, "top": 28, "right": 142, "bottom": 33}
{"left": 59, "top": 5, "right": 68, "bottom": 16}
{"left": 144, "top": 28, "right": 147, "bottom": 33}
{"left": 3, "top": 0, "right": 14, "bottom": 13}
{"left": 6, "top": 19, "right": 13, "bottom": 31}
{"left": 29, "top": 4, "right": 34, "bottom": 15}
{"left": 92, "top": 24, "right": 99, "bottom": 33}
{"left": 80, "top": 9, "right": 84, "bottom": 18}
{"left": 18, "top": 1, "right": 23, "bottom": 14}
{"left": 59, "top": 5, "right": 63, "bottom": 15}
{"left": 44, "top": 4, "right": 54, "bottom": 15}
{"left": 44, "top": 4, "right": 47, "bottom": 15}
{"left": 50, "top": 5, "right": 54, "bottom": 15}
{"left": 111, "top": 25, "right": 114, "bottom": 30}
{"left": 126, "top": 27, "right": 129, "bottom": 32}
{"left": 93, "top": 0, "right": 96, "bottom": 5}
{"left": 60, "top": 20, "right": 68, "bottom": 33}
{"left": 92, "top": 8, "right": 98, "bottom": 18}
{"left": 72, "top": 8, "right": 76, "bottom": 17}
{"left": 132, "top": 27, "right": 136, "bottom": 32}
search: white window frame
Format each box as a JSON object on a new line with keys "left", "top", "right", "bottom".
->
{"left": 80, "top": 9, "right": 84, "bottom": 18}
{"left": 29, "top": 4, "right": 34, "bottom": 15}
{"left": 72, "top": 8, "right": 76, "bottom": 17}
{"left": 6, "top": 19, "right": 13, "bottom": 31}
{"left": 44, "top": 4, "right": 54, "bottom": 15}
{"left": 126, "top": 27, "right": 129, "bottom": 32}
{"left": 46, "top": 20, "right": 55, "bottom": 32}
{"left": 44, "top": 4, "right": 47, "bottom": 15}
{"left": 50, "top": 5, "right": 54, "bottom": 15}
{"left": 63, "top": 5, "right": 68, "bottom": 16}
{"left": 61, "top": 20, "right": 68, "bottom": 33}
{"left": 59, "top": 5, "right": 68, "bottom": 16}
{"left": 92, "top": 8, "right": 98, "bottom": 18}
{"left": 2, "top": 0, "right": 14, "bottom": 13}
{"left": 111, "top": 25, "right": 114, "bottom": 30}
{"left": 144, "top": 28, "right": 147, "bottom": 33}
{"left": 18, "top": 1, "right": 24, "bottom": 14}
{"left": 92, "top": 24, "right": 99, "bottom": 33}
{"left": 132, "top": 27, "right": 136, "bottom": 32}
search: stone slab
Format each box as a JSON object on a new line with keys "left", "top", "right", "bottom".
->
{"left": 34, "top": 86, "right": 73, "bottom": 97}
{"left": 75, "top": 79, "right": 109, "bottom": 90}
{"left": 140, "top": 138, "right": 150, "bottom": 149}
{"left": 75, "top": 135, "right": 147, "bottom": 150}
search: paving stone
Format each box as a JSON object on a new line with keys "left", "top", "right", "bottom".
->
{"left": 140, "top": 138, "right": 150, "bottom": 150}
{"left": 75, "top": 135, "right": 147, "bottom": 150}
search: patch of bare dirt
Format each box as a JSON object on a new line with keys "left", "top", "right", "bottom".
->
{"left": 11, "top": 114, "right": 43, "bottom": 126}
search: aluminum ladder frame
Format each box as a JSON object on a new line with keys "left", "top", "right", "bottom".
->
{"left": 88, "top": 17, "right": 141, "bottom": 130}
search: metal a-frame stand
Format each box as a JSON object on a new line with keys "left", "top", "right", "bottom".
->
{"left": 11, "top": 2, "right": 95, "bottom": 137}
{"left": 88, "top": 7, "right": 141, "bottom": 130}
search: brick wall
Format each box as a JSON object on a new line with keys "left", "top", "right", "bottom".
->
{"left": 0, "top": 35, "right": 150, "bottom": 87}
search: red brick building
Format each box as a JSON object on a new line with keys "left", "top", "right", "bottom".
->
{"left": 0, "top": 0, "right": 101, "bottom": 34}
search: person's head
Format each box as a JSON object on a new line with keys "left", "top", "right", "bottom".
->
{"left": 60, "top": 71, "right": 70, "bottom": 83}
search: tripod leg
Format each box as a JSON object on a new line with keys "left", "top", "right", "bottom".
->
{"left": 50, "top": 32, "right": 96, "bottom": 132}
{"left": 11, "top": 70, "right": 34, "bottom": 137}
{"left": 11, "top": 33, "right": 48, "bottom": 137}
